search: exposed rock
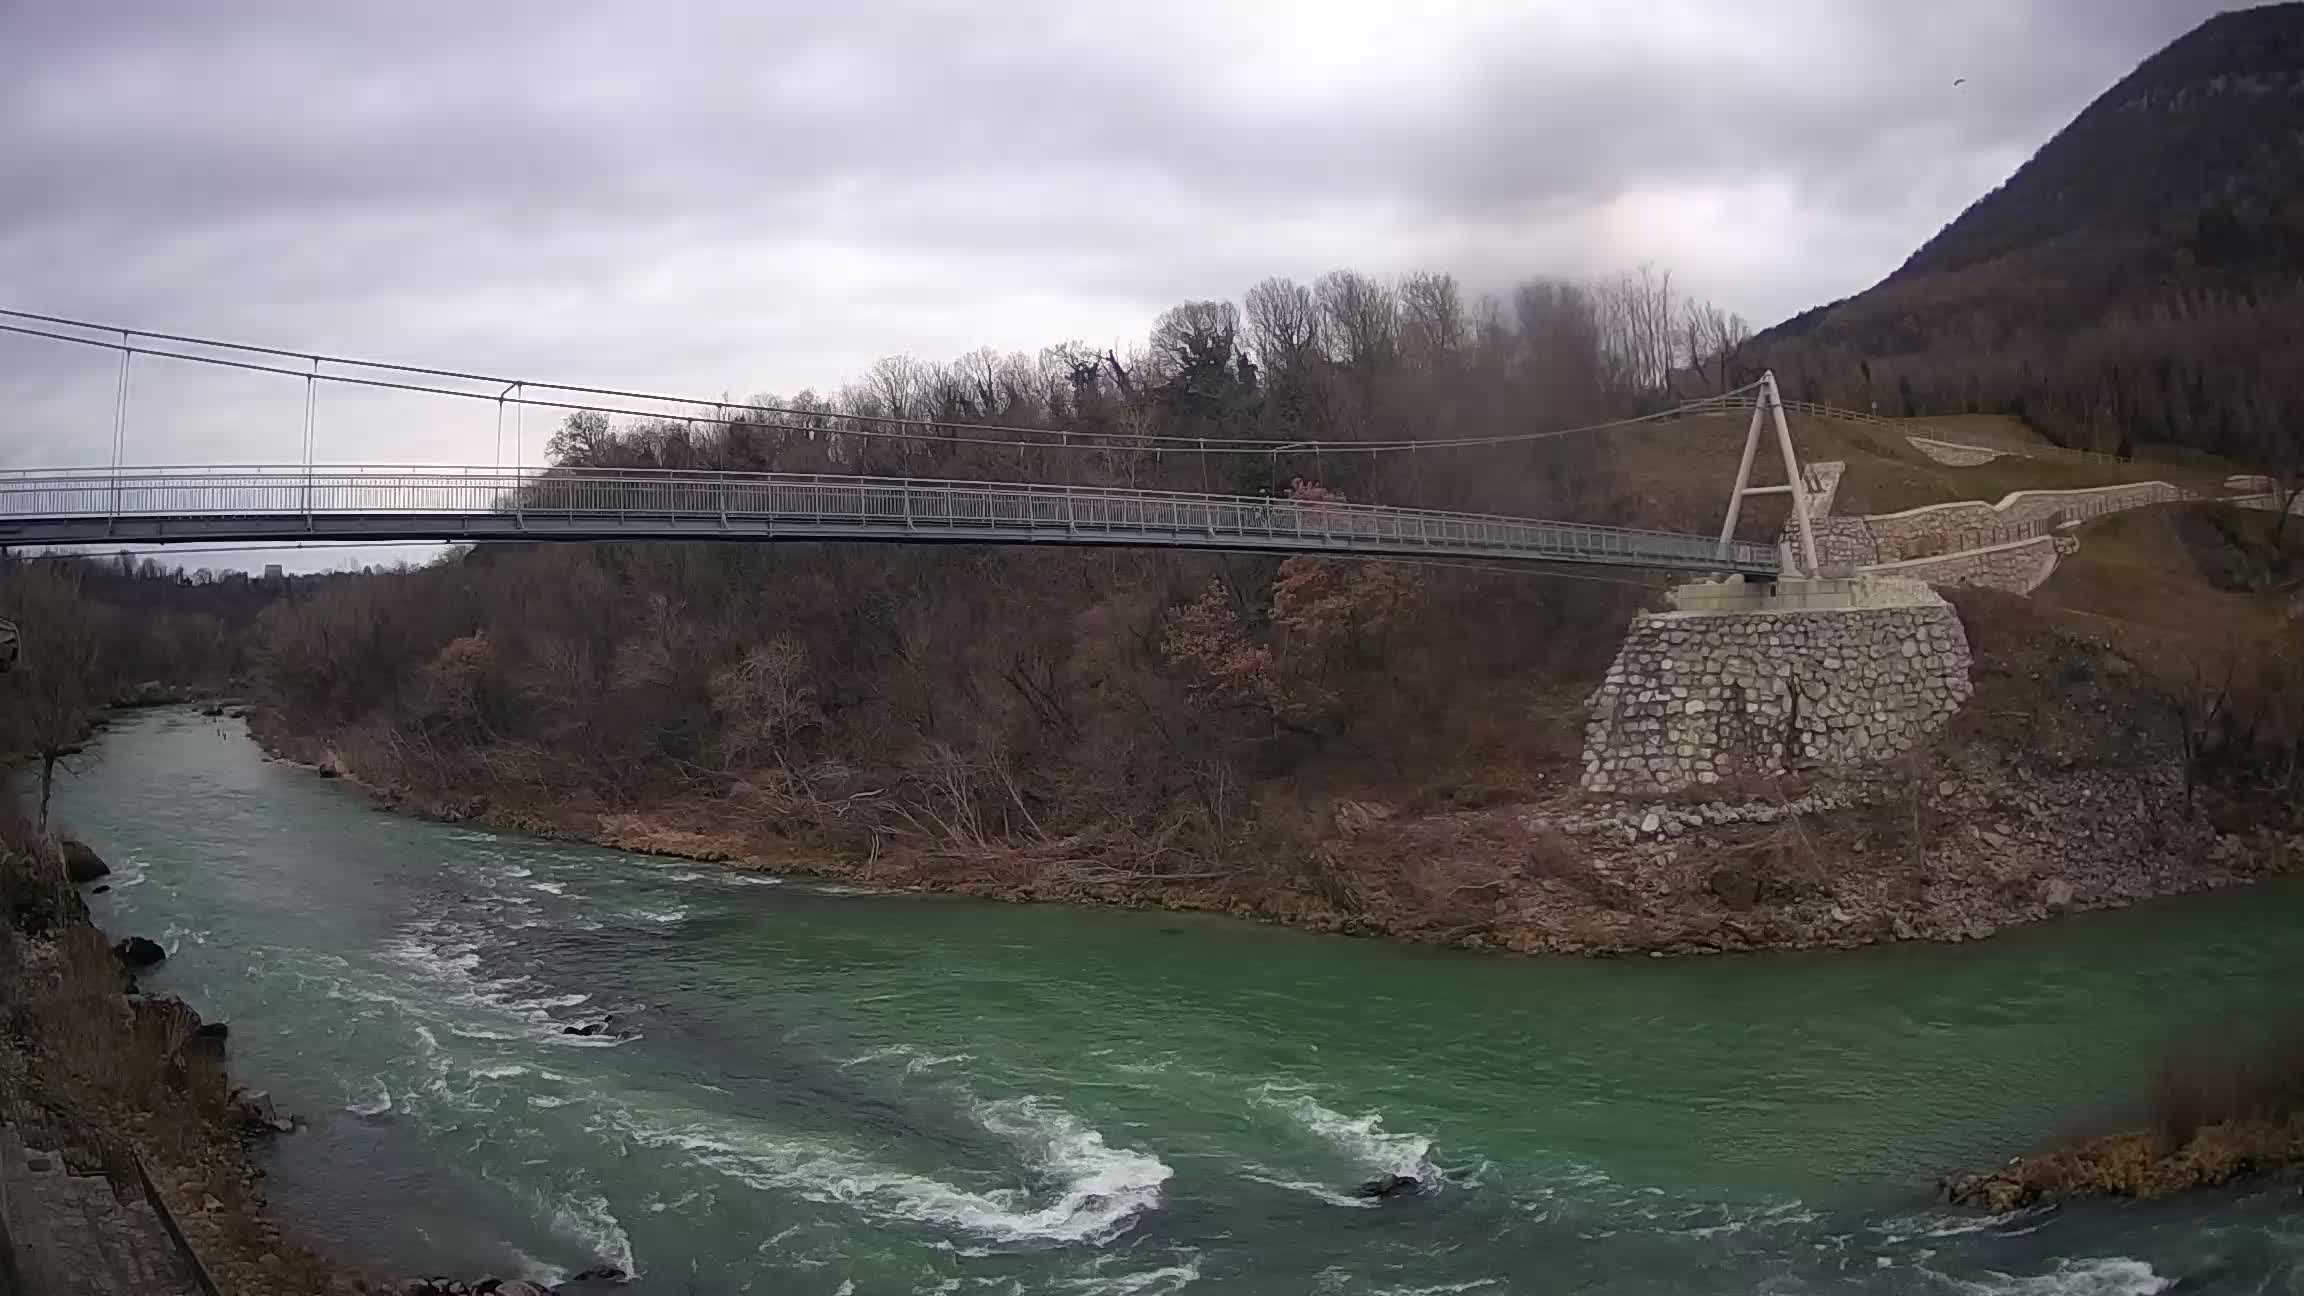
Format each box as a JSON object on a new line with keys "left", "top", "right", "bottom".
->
{"left": 1942, "top": 1171, "right": 2035, "bottom": 1212}
{"left": 1332, "top": 800, "right": 1395, "bottom": 838}
{"left": 113, "top": 935, "right": 167, "bottom": 968}
{"left": 494, "top": 1283, "right": 554, "bottom": 1296}
{"left": 2041, "top": 878, "right": 2076, "bottom": 910}
{"left": 61, "top": 837, "right": 109, "bottom": 883}
{"left": 231, "top": 1087, "right": 295, "bottom": 1134}
{"left": 1707, "top": 861, "right": 1762, "bottom": 911}
{"left": 566, "top": 1266, "right": 629, "bottom": 1284}
{"left": 195, "top": 1021, "right": 230, "bottom": 1041}
{"left": 1352, "top": 1173, "right": 1426, "bottom": 1201}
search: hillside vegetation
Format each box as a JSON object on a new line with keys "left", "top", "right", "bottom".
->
{"left": 1754, "top": 4, "right": 2304, "bottom": 471}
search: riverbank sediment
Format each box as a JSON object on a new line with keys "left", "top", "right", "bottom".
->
{"left": 0, "top": 831, "right": 356, "bottom": 1296}
{"left": 247, "top": 699, "right": 2300, "bottom": 959}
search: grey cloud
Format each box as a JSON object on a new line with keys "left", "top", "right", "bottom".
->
{"left": 0, "top": 0, "right": 2239, "bottom": 477}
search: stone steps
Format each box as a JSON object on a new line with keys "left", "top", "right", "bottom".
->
{"left": 0, "top": 1122, "right": 202, "bottom": 1296}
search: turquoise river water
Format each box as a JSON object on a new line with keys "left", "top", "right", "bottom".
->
{"left": 46, "top": 708, "right": 2304, "bottom": 1294}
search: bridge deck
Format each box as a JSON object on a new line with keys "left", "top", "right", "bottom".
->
{"left": 0, "top": 467, "right": 1780, "bottom": 576}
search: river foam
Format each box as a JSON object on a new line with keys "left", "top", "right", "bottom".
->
{"left": 601, "top": 1092, "right": 1171, "bottom": 1247}
{"left": 1945, "top": 1257, "right": 2172, "bottom": 1296}
{"left": 1252, "top": 1085, "right": 1437, "bottom": 1183}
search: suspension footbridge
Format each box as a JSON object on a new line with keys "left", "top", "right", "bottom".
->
{"left": 0, "top": 311, "right": 1802, "bottom": 577}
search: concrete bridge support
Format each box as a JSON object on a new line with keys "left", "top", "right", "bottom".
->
{"left": 1580, "top": 577, "right": 1974, "bottom": 794}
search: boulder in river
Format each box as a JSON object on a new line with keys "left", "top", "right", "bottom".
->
{"left": 113, "top": 935, "right": 166, "bottom": 968}
{"left": 61, "top": 838, "right": 109, "bottom": 883}
{"left": 231, "top": 1087, "right": 296, "bottom": 1134}
{"left": 195, "top": 1021, "right": 229, "bottom": 1041}
{"left": 493, "top": 1283, "right": 553, "bottom": 1296}
{"left": 1941, "top": 1170, "right": 2035, "bottom": 1212}
{"left": 565, "top": 1266, "right": 628, "bottom": 1285}
{"left": 1353, "top": 1173, "right": 1427, "bottom": 1201}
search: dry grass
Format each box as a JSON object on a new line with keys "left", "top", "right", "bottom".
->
{"left": 1956, "top": 1033, "right": 2304, "bottom": 1207}
{"left": 2031, "top": 504, "right": 2297, "bottom": 680}
{"left": 1588, "top": 411, "right": 2229, "bottom": 539}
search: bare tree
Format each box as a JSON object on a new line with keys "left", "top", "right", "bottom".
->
{"left": 0, "top": 564, "right": 106, "bottom": 834}
{"left": 1398, "top": 271, "right": 1469, "bottom": 373}
{"left": 1243, "top": 277, "right": 1322, "bottom": 376}
{"left": 1681, "top": 298, "right": 1753, "bottom": 394}
{"left": 1315, "top": 270, "right": 1398, "bottom": 372}
{"left": 1595, "top": 265, "right": 1679, "bottom": 397}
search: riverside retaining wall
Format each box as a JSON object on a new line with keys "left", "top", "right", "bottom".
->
{"left": 1580, "top": 584, "right": 1973, "bottom": 794}
{"left": 1858, "top": 535, "right": 2074, "bottom": 596}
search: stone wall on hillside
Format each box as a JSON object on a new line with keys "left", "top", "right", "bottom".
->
{"left": 1775, "top": 462, "right": 1868, "bottom": 563}
{"left": 2231, "top": 491, "right": 2304, "bottom": 515}
{"left": 1863, "top": 481, "right": 2192, "bottom": 560}
{"left": 1859, "top": 535, "right": 2074, "bottom": 595}
{"left": 1581, "top": 595, "right": 1973, "bottom": 794}
{"left": 1805, "top": 516, "right": 1881, "bottom": 566}
{"left": 1908, "top": 437, "right": 2013, "bottom": 467}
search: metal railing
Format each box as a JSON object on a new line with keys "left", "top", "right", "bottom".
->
{"left": 0, "top": 464, "right": 1782, "bottom": 576}
{"left": 1674, "top": 393, "right": 2134, "bottom": 467}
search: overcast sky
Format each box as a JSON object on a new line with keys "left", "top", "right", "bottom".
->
{"left": 0, "top": 0, "right": 2235, "bottom": 565}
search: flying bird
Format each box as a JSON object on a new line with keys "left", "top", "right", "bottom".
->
{"left": 1953, "top": 77, "right": 1968, "bottom": 86}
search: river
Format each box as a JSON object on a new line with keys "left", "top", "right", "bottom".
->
{"left": 44, "top": 707, "right": 2304, "bottom": 1294}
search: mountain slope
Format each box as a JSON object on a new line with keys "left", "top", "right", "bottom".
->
{"left": 1755, "top": 4, "right": 2304, "bottom": 463}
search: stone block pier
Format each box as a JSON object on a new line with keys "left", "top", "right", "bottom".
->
{"left": 1581, "top": 576, "right": 1974, "bottom": 794}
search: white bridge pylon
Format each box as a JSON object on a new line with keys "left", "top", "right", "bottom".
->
{"left": 1715, "top": 370, "right": 1821, "bottom": 578}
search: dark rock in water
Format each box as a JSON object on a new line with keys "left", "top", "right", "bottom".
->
{"left": 227, "top": 708, "right": 248, "bottom": 720}
{"left": 493, "top": 1282, "right": 553, "bottom": 1296}
{"left": 62, "top": 838, "right": 110, "bottom": 883}
{"left": 231, "top": 1087, "right": 296, "bottom": 1134}
{"left": 561, "top": 1021, "right": 608, "bottom": 1037}
{"left": 195, "top": 1021, "right": 229, "bottom": 1041}
{"left": 1353, "top": 1173, "right": 1426, "bottom": 1201}
{"left": 114, "top": 936, "right": 166, "bottom": 968}
{"left": 92, "top": 884, "right": 111, "bottom": 895}
{"left": 566, "top": 1266, "right": 628, "bottom": 1284}
{"left": 1940, "top": 1170, "right": 2033, "bottom": 1212}
{"left": 317, "top": 763, "right": 342, "bottom": 779}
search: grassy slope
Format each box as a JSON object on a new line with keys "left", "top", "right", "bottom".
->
{"left": 2035, "top": 503, "right": 2303, "bottom": 669}
{"left": 1588, "top": 411, "right": 2241, "bottom": 541}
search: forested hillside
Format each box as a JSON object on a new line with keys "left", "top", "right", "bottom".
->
{"left": 1753, "top": 4, "right": 2304, "bottom": 469}
{"left": 247, "top": 264, "right": 1734, "bottom": 930}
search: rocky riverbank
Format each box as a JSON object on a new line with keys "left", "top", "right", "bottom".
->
{"left": 1942, "top": 1115, "right": 2304, "bottom": 1212}
{"left": 1, "top": 828, "right": 622, "bottom": 1295}
{"left": 0, "top": 834, "right": 356, "bottom": 1296}
{"left": 244, "top": 695, "right": 2297, "bottom": 960}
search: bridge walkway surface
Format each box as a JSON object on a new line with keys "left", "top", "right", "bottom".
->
{"left": 0, "top": 466, "right": 1783, "bottom": 577}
